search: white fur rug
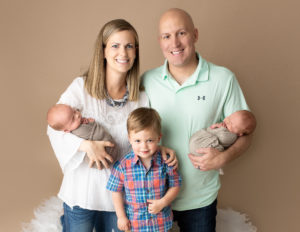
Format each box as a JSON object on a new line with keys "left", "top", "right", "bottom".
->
{"left": 22, "top": 197, "right": 257, "bottom": 232}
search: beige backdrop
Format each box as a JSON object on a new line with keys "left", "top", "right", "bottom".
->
{"left": 1, "top": 0, "right": 299, "bottom": 231}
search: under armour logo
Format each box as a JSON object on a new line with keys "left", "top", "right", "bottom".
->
{"left": 197, "top": 96, "right": 206, "bottom": 100}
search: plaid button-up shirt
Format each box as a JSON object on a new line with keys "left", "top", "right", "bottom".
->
{"left": 107, "top": 150, "right": 181, "bottom": 232}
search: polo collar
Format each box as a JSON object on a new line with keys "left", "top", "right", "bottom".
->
{"left": 161, "top": 53, "right": 209, "bottom": 85}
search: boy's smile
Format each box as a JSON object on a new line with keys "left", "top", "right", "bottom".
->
{"left": 128, "top": 128, "right": 161, "bottom": 163}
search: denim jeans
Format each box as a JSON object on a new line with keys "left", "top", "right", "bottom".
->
{"left": 173, "top": 199, "right": 217, "bottom": 232}
{"left": 61, "top": 203, "right": 121, "bottom": 232}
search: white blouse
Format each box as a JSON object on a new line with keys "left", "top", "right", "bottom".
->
{"left": 47, "top": 77, "right": 149, "bottom": 211}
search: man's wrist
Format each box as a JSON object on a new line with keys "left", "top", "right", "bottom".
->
{"left": 218, "top": 150, "right": 228, "bottom": 168}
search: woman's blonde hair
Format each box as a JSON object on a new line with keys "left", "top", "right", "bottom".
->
{"left": 83, "top": 19, "right": 140, "bottom": 101}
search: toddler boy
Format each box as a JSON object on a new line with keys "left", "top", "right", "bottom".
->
{"left": 107, "top": 107, "right": 181, "bottom": 232}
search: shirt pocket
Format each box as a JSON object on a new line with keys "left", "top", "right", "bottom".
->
{"left": 152, "top": 165, "right": 167, "bottom": 198}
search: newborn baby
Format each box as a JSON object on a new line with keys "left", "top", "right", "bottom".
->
{"left": 47, "top": 104, "right": 117, "bottom": 164}
{"left": 189, "top": 110, "right": 256, "bottom": 174}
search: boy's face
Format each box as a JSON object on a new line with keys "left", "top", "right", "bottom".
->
{"left": 61, "top": 106, "right": 82, "bottom": 132}
{"left": 128, "top": 128, "right": 161, "bottom": 161}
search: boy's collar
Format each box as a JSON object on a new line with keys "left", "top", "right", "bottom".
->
{"left": 132, "top": 150, "right": 160, "bottom": 165}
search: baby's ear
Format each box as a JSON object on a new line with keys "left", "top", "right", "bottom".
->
{"left": 63, "top": 129, "right": 71, "bottom": 133}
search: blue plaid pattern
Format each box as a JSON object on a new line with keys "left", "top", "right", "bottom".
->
{"left": 107, "top": 150, "right": 181, "bottom": 232}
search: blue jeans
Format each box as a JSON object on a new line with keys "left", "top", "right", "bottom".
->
{"left": 173, "top": 199, "right": 217, "bottom": 232}
{"left": 61, "top": 203, "right": 121, "bottom": 232}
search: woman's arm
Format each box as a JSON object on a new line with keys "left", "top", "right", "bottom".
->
{"left": 47, "top": 77, "right": 113, "bottom": 171}
{"left": 48, "top": 126, "right": 115, "bottom": 171}
{"left": 47, "top": 126, "right": 85, "bottom": 172}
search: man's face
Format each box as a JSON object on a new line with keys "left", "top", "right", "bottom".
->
{"left": 159, "top": 11, "right": 198, "bottom": 69}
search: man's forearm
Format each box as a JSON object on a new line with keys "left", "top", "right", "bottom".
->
{"left": 222, "top": 134, "right": 253, "bottom": 165}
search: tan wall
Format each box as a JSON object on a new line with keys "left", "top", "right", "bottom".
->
{"left": 1, "top": 0, "right": 299, "bottom": 231}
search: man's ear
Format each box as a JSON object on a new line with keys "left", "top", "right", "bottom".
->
{"left": 193, "top": 28, "right": 199, "bottom": 42}
{"left": 158, "top": 35, "right": 163, "bottom": 47}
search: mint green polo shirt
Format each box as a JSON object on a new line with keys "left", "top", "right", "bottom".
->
{"left": 142, "top": 53, "right": 249, "bottom": 211}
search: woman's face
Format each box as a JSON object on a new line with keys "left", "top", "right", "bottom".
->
{"left": 104, "top": 30, "right": 136, "bottom": 76}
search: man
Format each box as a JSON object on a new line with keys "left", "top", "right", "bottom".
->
{"left": 142, "top": 8, "right": 255, "bottom": 232}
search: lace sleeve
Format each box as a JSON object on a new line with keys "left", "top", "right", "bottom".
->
{"left": 47, "top": 77, "right": 86, "bottom": 173}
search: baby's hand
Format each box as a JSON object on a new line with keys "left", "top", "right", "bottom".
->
{"left": 87, "top": 118, "right": 95, "bottom": 123}
{"left": 82, "top": 118, "right": 95, "bottom": 124}
{"left": 117, "top": 216, "right": 131, "bottom": 231}
{"left": 147, "top": 199, "right": 165, "bottom": 214}
{"left": 210, "top": 122, "right": 225, "bottom": 129}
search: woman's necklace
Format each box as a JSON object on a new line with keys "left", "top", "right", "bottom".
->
{"left": 105, "top": 86, "right": 129, "bottom": 107}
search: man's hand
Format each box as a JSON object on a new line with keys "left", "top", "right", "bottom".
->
{"left": 188, "top": 148, "right": 225, "bottom": 171}
{"left": 147, "top": 199, "right": 165, "bottom": 214}
{"left": 160, "top": 146, "right": 178, "bottom": 170}
{"left": 117, "top": 216, "right": 131, "bottom": 231}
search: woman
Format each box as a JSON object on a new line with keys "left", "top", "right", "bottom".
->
{"left": 47, "top": 19, "right": 176, "bottom": 232}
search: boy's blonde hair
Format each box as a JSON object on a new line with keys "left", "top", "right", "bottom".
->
{"left": 127, "top": 107, "right": 161, "bottom": 135}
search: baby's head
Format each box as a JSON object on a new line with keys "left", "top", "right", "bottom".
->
{"left": 47, "top": 104, "right": 82, "bottom": 132}
{"left": 127, "top": 107, "right": 162, "bottom": 158}
{"left": 223, "top": 110, "right": 256, "bottom": 136}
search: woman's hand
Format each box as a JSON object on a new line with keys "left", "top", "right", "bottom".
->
{"left": 160, "top": 146, "right": 178, "bottom": 170}
{"left": 79, "top": 140, "right": 114, "bottom": 169}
